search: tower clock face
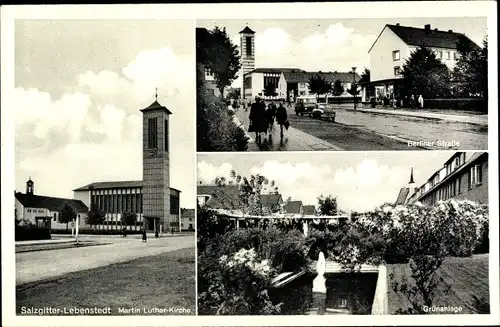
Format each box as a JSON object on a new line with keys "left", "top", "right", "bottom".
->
{"left": 148, "top": 149, "right": 157, "bottom": 157}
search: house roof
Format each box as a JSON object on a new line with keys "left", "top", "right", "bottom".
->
{"left": 198, "top": 185, "right": 241, "bottom": 210}
{"left": 395, "top": 187, "right": 410, "bottom": 205}
{"left": 303, "top": 205, "right": 316, "bottom": 215}
{"left": 285, "top": 201, "right": 303, "bottom": 214}
{"left": 369, "top": 24, "right": 476, "bottom": 53}
{"left": 283, "top": 71, "right": 361, "bottom": 84}
{"left": 73, "top": 181, "right": 180, "bottom": 193}
{"left": 140, "top": 100, "right": 172, "bottom": 114}
{"left": 239, "top": 26, "right": 256, "bottom": 34}
{"left": 246, "top": 68, "right": 304, "bottom": 76}
{"left": 15, "top": 192, "right": 89, "bottom": 213}
{"left": 259, "top": 194, "right": 283, "bottom": 206}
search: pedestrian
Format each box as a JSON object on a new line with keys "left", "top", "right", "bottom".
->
{"left": 122, "top": 227, "right": 127, "bottom": 238}
{"left": 266, "top": 101, "right": 276, "bottom": 133}
{"left": 410, "top": 94, "right": 416, "bottom": 109}
{"left": 171, "top": 227, "right": 174, "bottom": 235}
{"left": 141, "top": 228, "right": 147, "bottom": 243}
{"left": 418, "top": 95, "right": 424, "bottom": 109}
{"left": 249, "top": 95, "right": 268, "bottom": 144}
{"left": 276, "top": 100, "right": 289, "bottom": 139}
{"left": 155, "top": 230, "right": 159, "bottom": 238}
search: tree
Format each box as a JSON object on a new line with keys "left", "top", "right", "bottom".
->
{"left": 59, "top": 204, "right": 77, "bottom": 231}
{"left": 332, "top": 80, "right": 344, "bottom": 96}
{"left": 308, "top": 74, "right": 331, "bottom": 99}
{"left": 202, "top": 26, "right": 242, "bottom": 96}
{"left": 121, "top": 211, "right": 137, "bottom": 226}
{"left": 359, "top": 68, "right": 370, "bottom": 83}
{"left": 453, "top": 35, "right": 488, "bottom": 98}
{"left": 317, "top": 194, "right": 338, "bottom": 216}
{"left": 86, "top": 202, "right": 105, "bottom": 228}
{"left": 227, "top": 88, "right": 241, "bottom": 100}
{"left": 400, "top": 47, "right": 452, "bottom": 98}
{"left": 263, "top": 83, "right": 278, "bottom": 97}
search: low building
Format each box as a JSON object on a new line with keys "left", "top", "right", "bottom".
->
{"left": 361, "top": 23, "right": 477, "bottom": 103}
{"left": 403, "top": 152, "right": 488, "bottom": 206}
{"left": 303, "top": 205, "right": 316, "bottom": 215}
{"left": 73, "top": 181, "right": 181, "bottom": 232}
{"left": 285, "top": 200, "right": 304, "bottom": 214}
{"left": 181, "top": 208, "right": 195, "bottom": 231}
{"left": 15, "top": 178, "right": 88, "bottom": 230}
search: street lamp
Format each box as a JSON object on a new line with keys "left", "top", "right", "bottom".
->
{"left": 352, "top": 67, "right": 357, "bottom": 111}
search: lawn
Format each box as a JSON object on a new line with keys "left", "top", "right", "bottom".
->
{"left": 387, "top": 254, "right": 490, "bottom": 314}
{"left": 16, "top": 247, "right": 196, "bottom": 315}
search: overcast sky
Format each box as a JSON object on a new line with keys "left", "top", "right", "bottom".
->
{"left": 14, "top": 20, "right": 196, "bottom": 208}
{"left": 197, "top": 151, "right": 472, "bottom": 212}
{"left": 197, "top": 17, "right": 487, "bottom": 88}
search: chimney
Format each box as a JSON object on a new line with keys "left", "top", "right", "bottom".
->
{"left": 424, "top": 24, "right": 431, "bottom": 31}
{"left": 396, "top": 23, "right": 400, "bottom": 26}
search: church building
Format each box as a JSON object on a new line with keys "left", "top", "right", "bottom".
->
{"left": 72, "top": 97, "right": 182, "bottom": 233}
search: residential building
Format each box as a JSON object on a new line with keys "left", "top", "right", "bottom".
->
{"left": 404, "top": 152, "right": 488, "bottom": 206}
{"left": 259, "top": 193, "right": 284, "bottom": 213}
{"left": 197, "top": 184, "right": 241, "bottom": 210}
{"left": 285, "top": 201, "right": 304, "bottom": 214}
{"left": 361, "top": 23, "right": 477, "bottom": 102}
{"left": 303, "top": 205, "right": 316, "bottom": 215}
{"left": 15, "top": 178, "right": 88, "bottom": 230}
{"left": 181, "top": 208, "right": 195, "bottom": 231}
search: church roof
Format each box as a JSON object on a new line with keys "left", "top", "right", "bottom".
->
{"left": 140, "top": 100, "right": 172, "bottom": 114}
{"left": 15, "top": 192, "right": 89, "bottom": 213}
{"left": 239, "top": 26, "right": 256, "bottom": 34}
{"left": 73, "top": 180, "right": 180, "bottom": 193}
{"left": 395, "top": 187, "right": 410, "bottom": 205}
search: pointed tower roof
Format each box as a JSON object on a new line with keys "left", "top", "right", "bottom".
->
{"left": 409, "top": 167, "right": 415, "bottom": 184}
{"left": 239, "top": 26, "right": 255, "bottom": 34}
{"left": 140, "top": 89, "right": 172, "bottom": 114}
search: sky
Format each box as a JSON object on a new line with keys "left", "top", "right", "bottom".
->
{"left": 197, "top": 151, "right": 469, "bottom": 213}
{"left": 197, "top": 17, "right": 487, "bottom": 88}
{"left": 13, "top": 20, "right": 196, "bottom": 208}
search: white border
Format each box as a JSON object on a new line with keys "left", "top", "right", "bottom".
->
{"left": 2, "top": 1, "right": 499, "bottom": 326}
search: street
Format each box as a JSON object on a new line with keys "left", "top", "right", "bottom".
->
{"left": 16, "top": 235, "right": 194, "bottom": 286}
{"left": 234, "top": 104, "right": 487, "bottom": 151}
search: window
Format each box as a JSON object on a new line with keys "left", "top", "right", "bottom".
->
{"left": 446, "top": 51, "right": 451, "bottom": 60}
{"left": 148, "top": 118, "right": 158, "bottom": 149}
{"left": 475, "top": 164, "right": 483, "bottom": 184}
{"left": 244, "top": 76, "right": 252, "bottom": 89}
{"left": 468, "top": 169, "right": 473, "bottom": 189}
{"left": 394, "top": 66, "right": 401, "bottom": 76}
{"left": 245, "top": 36, "right": 252, "bottom": 56}
{"left": 164, "top": 119, "right": 169, "bottom": 152}
{"left": 170, "top": 195, "right": 180, "bottom": 214}
{"left": 436, "top": 50, "right": 442, "bottom": 59}
{"left": 392, "top": 50, "right": 400, "bottom": 61}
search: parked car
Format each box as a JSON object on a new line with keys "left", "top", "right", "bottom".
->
{"left": 295, "top": 96, "right": 318, "bottom": 116}
{"left": 312, "top": 103, "right": 336, "bottom": 122}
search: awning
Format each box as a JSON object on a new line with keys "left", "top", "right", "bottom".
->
{"left": 357, "top": 78, "right": 403, "bottom": 87}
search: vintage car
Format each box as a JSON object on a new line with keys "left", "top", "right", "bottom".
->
{"left": 294, "top": 96, "right": 318, "bottom": 116}
{"left": 311, "top": 95, "right": 337, "bottom": 122}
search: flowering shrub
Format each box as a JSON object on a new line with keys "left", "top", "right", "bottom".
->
{"left": 198, "top": 226, "right": 310, "bottom": 315}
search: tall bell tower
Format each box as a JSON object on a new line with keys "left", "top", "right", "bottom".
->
{"left": 239, "top": 25, "right": 256, "bottom": 103}
{"left": 140, "top": 89, "right": 172, "bottom": 233}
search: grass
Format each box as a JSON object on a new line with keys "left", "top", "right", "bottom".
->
{"left": 16, "top": 247, "right": 196, "bottom": 315}
{"left": 387, "top": 254, "right": 489, "bottom": 314}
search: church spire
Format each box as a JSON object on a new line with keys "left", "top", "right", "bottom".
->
{"left": 409, "top": 167, "right": 415, "bottom": 185}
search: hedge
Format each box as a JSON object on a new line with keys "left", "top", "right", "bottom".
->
{"left": 424, "top": 98, "right": 487, "bottom": 112}
{"left": 51, "top": 229, "right": 143, "bottom": 235}
{"left": 16, "top": 226, "right": 51, "bottom": 241}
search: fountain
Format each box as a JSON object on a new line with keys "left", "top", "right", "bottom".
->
{"left": 311, "top": 251, "right": 327, "bottom": 314}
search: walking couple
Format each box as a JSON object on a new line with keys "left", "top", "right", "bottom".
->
{"left": 249, "top": 95, "right": 289, "bottom": 144}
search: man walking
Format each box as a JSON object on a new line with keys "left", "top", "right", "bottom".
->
{"left": 249, "top": 96, "right": 267, "bottom": 144}
{"left": 266, "top": 101, "right": 276, "bottom": 134}
{"left": 276, "top": 100, "right": 288, "bottom": 139}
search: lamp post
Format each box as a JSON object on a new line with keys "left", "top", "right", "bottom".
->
{"left": 352, "top": 67, "right": 357, "bottom": 111}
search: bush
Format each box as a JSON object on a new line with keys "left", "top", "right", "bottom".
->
{"left": 424, "top": 98, "right": 487, "bottom": 112}
{"left": 197, "top": 82, "right": 249, "bottom": 151}
{"left": 15, "top": 226, "right": 51, "bottom": 241}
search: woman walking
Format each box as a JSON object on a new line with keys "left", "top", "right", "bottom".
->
{"left": 276, "top": 101, "right": 288, "bottom": 139}
{"left": 266, "top": 101, "right": 276, "bottom": 134}
{"left": 141, "top": 228, "right": 147, "bottom": 243}
{"left": 249, "top": 96, "right": 268, "bottom": 144}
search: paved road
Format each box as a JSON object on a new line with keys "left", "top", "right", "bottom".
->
{"left": 234, "top": 107, "right": 410, "bottom": 151}
{"left": 16, "top": 235, "right": 194, "bottom": 286}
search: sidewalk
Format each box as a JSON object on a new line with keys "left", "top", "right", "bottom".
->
{"left": 233, "top": 107, "right": 343, "bottom": 151}
{"left": 339, "top": 106, "right": 488, "bottom": 126}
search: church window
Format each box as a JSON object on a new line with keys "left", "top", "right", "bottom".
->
{"left": 148, "top": 118, "right": 158, "bottom": 149}
{"left": 165, "top": 119, "right": 169, "bottom": 152}
{"left": 246, "top": 37, "right": 252, "bottom": 56}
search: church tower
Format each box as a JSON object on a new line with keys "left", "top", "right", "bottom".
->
{"left": 408, "top": 167, "right": 416, "bottom": 196}
{"left": 26, "top": 177, "right": 34, "bottom": 195}
{"left": 140, "top": 90, "right": 172, "bottom": 233}
{"left": 239, "top": 26, "right": 256, "bottom": 103}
